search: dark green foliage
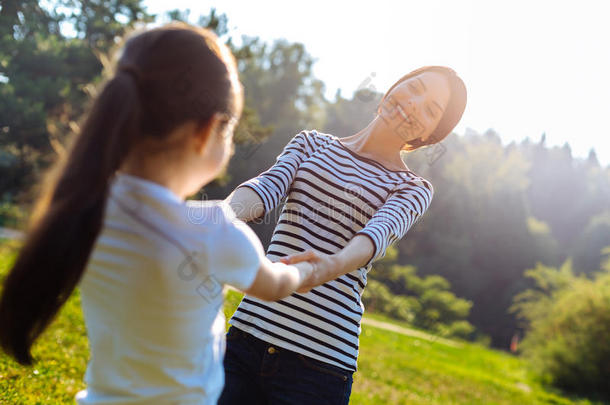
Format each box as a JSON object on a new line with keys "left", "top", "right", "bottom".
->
{"left": 0, "top": 0, "right": 153, "bottom": 203}
{"left": 363, "top": 246, "right": 475, "bottom": 339}
{"left": 512, "top": 253, "right": 610, "bottom": 398}
{"left": 0, "top": 199, "right": 25, "bottom": 228}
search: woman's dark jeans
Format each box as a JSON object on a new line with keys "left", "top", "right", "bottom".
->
{"left": 218, "top": 326, "right": 353, "bottom": 405}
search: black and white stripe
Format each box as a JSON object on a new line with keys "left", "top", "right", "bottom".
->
{"left": 229, "top": 130, "right": 433, "bottom": 371}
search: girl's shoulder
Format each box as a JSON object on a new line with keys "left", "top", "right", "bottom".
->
{"left": 183, "top": 200, "right": 264, "bottom": 291}
{"left": 183, "top": 199, "right": 237, "bottom": 228}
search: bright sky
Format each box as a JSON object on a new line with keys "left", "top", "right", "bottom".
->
{"left": 144, "top": 0, "right": 610, "bottom": 167}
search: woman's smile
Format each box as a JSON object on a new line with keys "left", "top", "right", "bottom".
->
{"left": 379, "top": 71, "right": 451, "bottom": 145}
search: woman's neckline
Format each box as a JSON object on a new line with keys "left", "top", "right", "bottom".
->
{"left": 334, "top": 137, "right": 413, "bottom": 174}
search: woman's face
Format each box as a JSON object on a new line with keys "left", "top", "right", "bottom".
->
{"left": 379, "top": 71, "right": 451, "bottom": 145}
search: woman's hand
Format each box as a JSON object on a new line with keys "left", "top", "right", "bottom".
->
{"left": 275, "top": 235, "right": 374, "bottom": 293}
{"left": 279, "top": 250, "right": 344, "bottom": 292}
{"left": 291, "top": 261, "right": 316, "bottom": 293}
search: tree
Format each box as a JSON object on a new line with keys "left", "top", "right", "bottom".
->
{"left": 571, "top": 212, "right": 610, "bottom": 275}
{"left": 511, "top": 255, "right": 610, "bottom": 397}
{"left": 322, "top": 88, "right": 380, "bottom": 138}
{"left": 363, "top": 246, "right": 475, "bottom": 339}
{"left": 0, "top": 0, "right": 153, "bottom": 203}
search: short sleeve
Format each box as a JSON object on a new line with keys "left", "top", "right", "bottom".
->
{"left": 208, "top": 202, "right": 266, "bottom": 291}
{"left": 236, "top": 131, "right": 313, "bottom": 216}
{"left": 355, "top": 178, "right": 434, "bottom": 267}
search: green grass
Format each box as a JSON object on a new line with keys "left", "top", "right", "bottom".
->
{"left": 0, "top": 240, "right": 606, "bottom": 404}
{"left": 0, "top": 240, "right": 89, "bottom": 404}
{"left": 351, "top": 321, "right": 593, "bottom": 404}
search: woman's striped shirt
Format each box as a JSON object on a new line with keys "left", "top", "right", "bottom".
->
{"left": 229, "top": 129, "right": 434, "bottom": 371}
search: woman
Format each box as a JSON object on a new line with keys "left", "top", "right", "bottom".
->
{"left": 0, "top": 23, "right": 314, "bottom": 404}
{"left": 221, "top": 66, "right": 467, "bottom": 404}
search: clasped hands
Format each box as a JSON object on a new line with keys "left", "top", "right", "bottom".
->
{"left": 278, "top": 250, "right": 343, "bottom": 294}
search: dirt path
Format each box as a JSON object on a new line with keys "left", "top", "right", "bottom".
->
{"left": 0, "top": 227, "right": 24, "bottom": 240}
{"left": 361, "top": 317, "right": 462, "bottom": 348}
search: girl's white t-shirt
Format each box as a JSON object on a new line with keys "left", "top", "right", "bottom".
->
{"left": 76, "top": 173, "right": 263, "bottom": 405}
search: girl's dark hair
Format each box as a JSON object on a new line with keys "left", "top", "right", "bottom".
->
{"left": 378, "top": 66, "right": 467, "bottom": 151}
{"left": 0, "top": 22, "right": 240, "bottom": 365}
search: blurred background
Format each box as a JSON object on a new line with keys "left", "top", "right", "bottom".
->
{"left": 1, "top": 0, "right": 609, "bottom": 403}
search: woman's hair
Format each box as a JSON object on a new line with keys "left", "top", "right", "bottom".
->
{"left": 378, "top": 66, "right": 467, "bottom": 152}
{"left": 0, "top": 22, "right": 240, "bottom": 365}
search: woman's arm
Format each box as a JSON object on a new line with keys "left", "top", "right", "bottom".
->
{"left": 223, "top": 131, "right": 314, "bottom": 222}
{"left": 279, "top": 235, "right": 375, "bottom": 290}
{"left": 281, "top": 179, "right": 434, "bottom": 290}
{"left": 224, "top": 186, "right": 265, "bottom": 222}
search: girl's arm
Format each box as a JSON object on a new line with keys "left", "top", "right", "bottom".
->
{"left": 213, "top": 204, "right": 315, "bottom": 301}
{"left": 244, "top": 259, "right": 314, "bottom": 301}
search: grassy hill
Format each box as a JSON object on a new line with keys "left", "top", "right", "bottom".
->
{"left": 0, "top": 239, "right": 604, "bottom": 404}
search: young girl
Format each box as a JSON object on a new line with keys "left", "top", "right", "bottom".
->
{"left": 0, "top": 23, "right": 314, "bottom": 404}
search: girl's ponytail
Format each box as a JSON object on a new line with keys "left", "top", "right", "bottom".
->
{"left": 0, "top": 22, "right": 239, "bottom": 365}
{"left": 0, "top": 70, "right": 141, "bottom": 365}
